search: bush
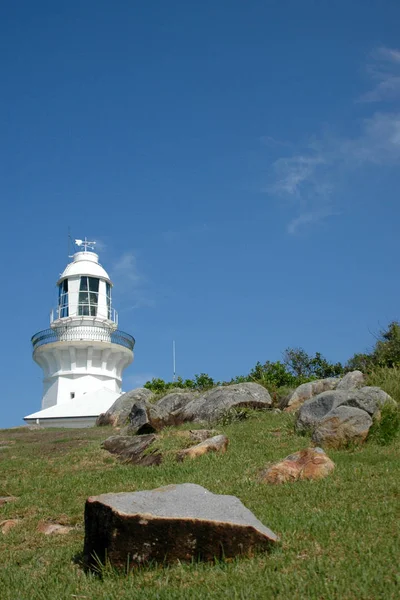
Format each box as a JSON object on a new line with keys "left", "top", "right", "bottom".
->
{"left": 367, "top": 366, "right": 400, "bottom": 404}
{"left": 368, "top": 402, "right": 400, "bottom": 445}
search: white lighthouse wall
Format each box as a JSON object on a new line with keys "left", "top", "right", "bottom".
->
{"left": 42, "top": 373, "right": 120, "bottom": 409}
{"left": 34, "top": 341, "right": 133, "bottom": 410}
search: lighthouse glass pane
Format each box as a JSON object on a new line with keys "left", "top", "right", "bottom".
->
{"left": 78, "top": 277, "right": 99, "bottom": 316}
{"left": 58, "top": 280, "right": 69, "bottom": 318}
{"left": 106, "top": 282, "right": 111, "bottom": 319}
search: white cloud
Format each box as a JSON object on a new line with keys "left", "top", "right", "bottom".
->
{"left": 112, "top": 252, "right": 155, "bottom": 310}
{"left": 113, "top": 252, "right": 142, "bottom": 285}
{"left": 266, "top": 49, "right": 400, "bottom": 234}
{"left": 360, "top": 47, "right": 400, "bottom": 103}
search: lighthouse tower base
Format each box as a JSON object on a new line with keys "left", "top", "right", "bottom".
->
{"left": 24, "top": 387, "right": 121, "bottom": 428}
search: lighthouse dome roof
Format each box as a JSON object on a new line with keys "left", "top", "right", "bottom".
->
{"left": 57, "top": 251, "right": 111, "bottom": 284}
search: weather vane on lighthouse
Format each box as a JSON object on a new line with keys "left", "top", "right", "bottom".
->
{"left": 74, "top": 238, "right": 96, "bottom": 252}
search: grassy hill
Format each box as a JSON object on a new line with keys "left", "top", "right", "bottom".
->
{"left": 1, "top": 412, "right": 399, "bottom": 599}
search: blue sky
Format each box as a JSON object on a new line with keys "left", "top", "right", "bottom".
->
{"left": 1, "top": 1, "right": 399, "bottom": 427}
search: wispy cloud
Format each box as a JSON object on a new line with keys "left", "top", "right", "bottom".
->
{"left": 112, "top": 252, "right": 155, "bottom": 310}
{"left": 113, "top": 252, "right": 142, "bottom": 285}
{"left": 266, "top": 48, "right": 400, "bottom": 234}
{"left": 360, "top": 47, "right": 400, "bottom": 103}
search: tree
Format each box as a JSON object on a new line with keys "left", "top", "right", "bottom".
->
{"left": 373, "top": 321, "right": 400, "bottom": 367}
{"left": 283, "top": 347, "right": 343, "bottom": 380}
{"left": 250, "top": 360, "right": 296, "bottom": 387}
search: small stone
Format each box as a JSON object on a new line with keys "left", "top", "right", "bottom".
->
{"left": 260, "top": 448, "right": 335, "bottom": 484}
{"left": 176, "top": 435, "right": 229, "bottom": 462}
{"left": 189, "top": 429, "right": 219, "bottom": 442}
{"left": 0, "top": 496, "right": 19, "bottom": 507}
{"left": 101, "top": 434, "right": 162, "bottom": 466}
{"left": 37, "top": 521, "right": 74, "bottom": 535}
{"left": 1, "top": 519, "right": 21, "bottom": 534}
{"left": 83, "top": 483, "right": 278, "bottom": 570}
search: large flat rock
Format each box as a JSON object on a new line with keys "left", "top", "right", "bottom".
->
{"left": 83, "top": 483, "right": 278, "bottom": 569}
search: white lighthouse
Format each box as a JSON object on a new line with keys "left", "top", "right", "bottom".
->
{"left": 24, "top": 239, "right": 135, "bottom": 428}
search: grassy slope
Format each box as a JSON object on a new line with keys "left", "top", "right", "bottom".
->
{"left": 0, "top": 413, "right": 399, "bottom": 600}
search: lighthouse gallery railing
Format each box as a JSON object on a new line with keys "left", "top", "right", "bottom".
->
{"left": 31, "top": 326, "right": 135, "bottom": 352}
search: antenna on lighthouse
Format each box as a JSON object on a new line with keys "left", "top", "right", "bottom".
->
{"left": 172, "top": 340, "right": 176, "bottom": 382}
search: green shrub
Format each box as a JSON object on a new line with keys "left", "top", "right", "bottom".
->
{"left": 367, "top": 366, "right": 400, "bottom": 403}
{"left": 368, "top": 401, "right": 400, "bottom": 445}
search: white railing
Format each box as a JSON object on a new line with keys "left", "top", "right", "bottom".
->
{"left": 32, "top": 326, "right": 135, "bottom": 352}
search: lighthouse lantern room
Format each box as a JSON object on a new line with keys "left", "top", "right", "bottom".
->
{"left": 24, "top": 239, "right": 135, "bottom": 428}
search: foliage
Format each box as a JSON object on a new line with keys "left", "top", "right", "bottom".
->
{"left": 367, "top": 365, "right": 400, "bottom": 404}
{"left": 345, "top": 352, "right": 372, "bottom": 372}
{"left": 144, "top": 373, "right": 216, "bottom": 393}
{"left": 249, "top": 360, "right": 297, "bottom": 388}
{"left": 373, "top": 321, "right": 400, "bottom": 367}
{"left": 368, "top": 401, "right": 400, "bottom": 445}
{"left": 283, "top": 347, "right": 344, "bottom": 380}
{"left": 346, "top": 321, "right": 400, "bottom": 372}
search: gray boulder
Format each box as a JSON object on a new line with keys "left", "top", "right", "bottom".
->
{"left": 312, "top": 406, "right": 373, "bottom": 448}
{"left": 153, "top": 391, "right": 199, "bottom": 426}
{"left": 83, "top": 483, "right": 278, "bottom": 570}
{"left": 96, "top": 388, "right": 154, "bottom": 427}
{"left": 345, "top": 386, "right": 395, "bottom": 415}
{"left": 101, "top": 433, "right": 162, "bottom": 466}
{"left": 181, "top": 383, "right": 272, "bottom": 423}
{"left": 128, "top": 399, "right": 159, "bottom": 434}
{"left": 336, "top": 370, "right": 365, "bottom": 391}
{"left": 285, "top": 378, "right": 339, "bottom": 412}
{"left": 296, "top": 390, "right": 349, "bottom": 433}
{"left": 296, "top": 386, "right": 396, "bottom": 447}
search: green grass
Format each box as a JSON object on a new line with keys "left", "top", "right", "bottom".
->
{"left": 367, "top": 365, "right": 400, "bottom": 403}
{"left": 0, "top": 414, "right": 399, "bottom": 600}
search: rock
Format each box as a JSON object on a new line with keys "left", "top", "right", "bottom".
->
{"left": 189, "top": 429, "right": 219, "bottom": 442}
{"left": 152, "top": 391, "right": 198, "bottom": 427}
{"left": 295, "top": 385, "right": 395, "bottom": 447}
{"left": 296, "top": 390, "right": 349, "bottom": 433}
{"left": 83, "top": 483, "right": 278, "bottom": 570}
{"left": 176, "top": 435, "right": 229, "bottom": 462}
{"left": 181, "top": 383, "right": 272, "bottom": 424}
{"left": 312, "top": 406, "right": 373, "bottom": 448}
{"left": 96, "top": 388, "right": 154, "bottom": 427}
{"left": 296, "top": 387, "right": 396, "bottom": 433}
{"left": 336, "top": 370, "right": 366, "bottom": 391}
{"left": 260, "top": 447, "right": 335, "bottom": 484}
{"left": 128, "top": 399, "right": 159, "bottom": 434}
{"left": 346, "top": 386, "right": 396, "bottom": 416}
{"left": 37, "top": 521, "right": 74, "bottom": 535}
{"left": 0, "top": 496, "right": 19, "bottom": 507}
{"left": 1, "top": 519, "right": 21, "bottom": 534}
{"left": 101, "top": 434, "right": 162, "bottom": 466}
{"left": 285, "top": 378, "right": 340, "bottom": 413}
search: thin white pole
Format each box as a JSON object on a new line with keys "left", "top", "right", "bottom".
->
{"left": 173, "top": 340, "right": 176, "bottom": 382}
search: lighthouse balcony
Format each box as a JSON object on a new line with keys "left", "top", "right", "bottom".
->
{"left": 31, "top": 326, "right": 135, "bottom": 352}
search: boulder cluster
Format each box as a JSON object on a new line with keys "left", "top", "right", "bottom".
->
{"left": 88, "top": 372, "right": 397, "bottom": 570}
{"left": 97, "top": 382, "right": 272, "bottom": 432}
